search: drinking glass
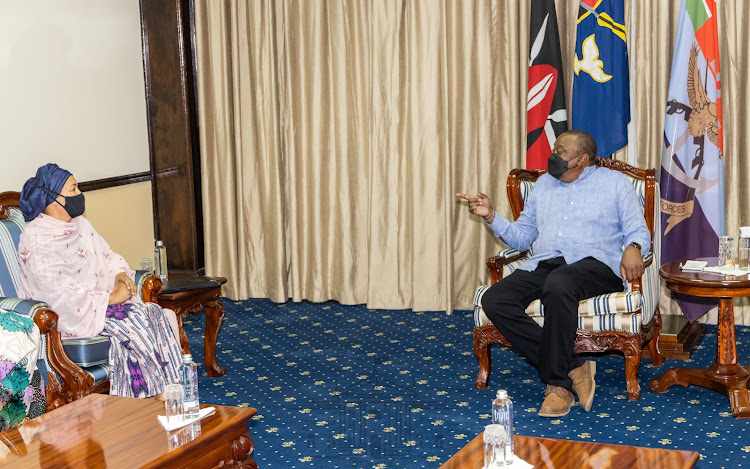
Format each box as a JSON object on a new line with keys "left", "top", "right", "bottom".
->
{"left": 164, "top": 383, "right": 185, "bottom": 426}
{"left": 739, "top": 227, "right": 750, "bottom": 271}
{"left": 719, "top": 236, "right": 735, "bottom": 268}
{"left": 484, "top": 424, "right": 507, "bottom": 468}
{"left": 140, "top": 257, "right": 154, "bottom": 274}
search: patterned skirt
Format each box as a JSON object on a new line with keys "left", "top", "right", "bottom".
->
{"left": 0, "top": 309, "right": 46, "bottom": 431}
{"left": 102, "top": 302, "right": 182, "bottom": 398}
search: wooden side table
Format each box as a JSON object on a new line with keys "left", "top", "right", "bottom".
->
{"left": 158, "top": 276, "right": 228, "bottom": 377}
{"left": 650, "top": 258, "right": 750, "bottom": 418}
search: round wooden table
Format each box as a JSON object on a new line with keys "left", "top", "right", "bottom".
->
{"left": 650, "top": 258, "right": 750, "bottom": 418}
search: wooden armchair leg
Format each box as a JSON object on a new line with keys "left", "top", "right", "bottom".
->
{"left": 624, "top": 339, "right": 642, "bottom": 401}
{"left": 648, "top": 333, "right": 664, "bottom": 367}
{"left": 473, "top": 328, "right": 491, "bottom": 390}
{"left": 45, "top": 373, "right": 66, "bottom": 412}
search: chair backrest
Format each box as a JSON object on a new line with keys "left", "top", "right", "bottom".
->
{"left": 0, "top": 192, "right": 25, "bottom": 298}
{"left": 505, "top": 157, "right": 656, "bottom": 245}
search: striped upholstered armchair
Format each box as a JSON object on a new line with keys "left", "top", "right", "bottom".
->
{"left": 0, "top": 191, "right": 163, "bottom": 410}
{"left": 472, "top": 158, "right": 664, "bottom": 401}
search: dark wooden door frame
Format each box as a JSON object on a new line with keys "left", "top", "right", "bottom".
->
{"left": 139, "top": 0, "right": 204, "bottom": 276}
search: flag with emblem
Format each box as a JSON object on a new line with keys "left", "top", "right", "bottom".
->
{"left": 571, "top": 0, "right": 629, "bottom": 157}
{"left": 660, "top": 0, "right": 724, "bottom": 322}
{"left": 526, "top": 0, "right": 567, "bottom": 170}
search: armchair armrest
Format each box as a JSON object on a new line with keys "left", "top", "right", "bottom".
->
{"left": 0, "top": 297, "right": 93, "bottom": 411}
{"left": 0, "top": 297, "right": 56, "bottom": 334}
{"left": 135, "top": 270, "right": 163, "bottom": 303}
{"left": 486, "top": 248, "right": 529, "bottom": 285}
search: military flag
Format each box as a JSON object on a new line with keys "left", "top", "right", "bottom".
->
{"left": 526, "top": 0, "right": 568, "bottom": 170}
{"left": 571, "top": 0, "right": 630, "bottom": 157}
{"left": 661, "top": 0, "right": 724, "bottom": 322}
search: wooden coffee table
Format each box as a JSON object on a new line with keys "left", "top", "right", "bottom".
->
{"left": 440, "top": 433, "right": 698, "bottom": 468}
{"left": 0, "top": 394, "right": 257, "bottom": 468}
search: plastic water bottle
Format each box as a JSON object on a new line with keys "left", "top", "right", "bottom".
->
{"left": 154, "top": 240, "right": 168, "bottom": 282}
{"left": 180, "top": 354, "right": 200, "bottom": 420}
{"left": 491, "top": 389, "right": 514, "bottom": 463}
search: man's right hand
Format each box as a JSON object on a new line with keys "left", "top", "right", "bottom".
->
{"left": 456, "top": 192, "right": 494, "bottom": 222}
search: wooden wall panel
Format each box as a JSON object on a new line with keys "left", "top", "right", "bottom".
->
{"left": 140, "top": 0, "right": 204, "bottom": 275}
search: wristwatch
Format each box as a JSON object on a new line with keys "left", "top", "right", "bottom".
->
{"left": 629, "top": 242, "right": 642, "bottom": 251}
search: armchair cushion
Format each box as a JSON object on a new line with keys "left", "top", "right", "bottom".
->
{"left": 61, "top": 337, "right": 110, "bottom": 367}
{"left": 80, "top": 363, "right": 110, "bottom": 385}
{"left": 473, "top": 284, "right": 643, "bottom": 333}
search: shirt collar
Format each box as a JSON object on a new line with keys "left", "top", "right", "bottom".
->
{"left": 557, "top": 164, "right": 596, "bottom": 185}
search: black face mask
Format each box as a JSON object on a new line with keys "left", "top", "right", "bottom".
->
{"left": 547, "top": 152, "right": 575, "bottom": 180}
{"left": 56, "top": 193, "right": 86, "bottom": 218}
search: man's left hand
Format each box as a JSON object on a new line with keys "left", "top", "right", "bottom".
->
{"left": 620, "top": 246, "right": 645, "bottom": 282}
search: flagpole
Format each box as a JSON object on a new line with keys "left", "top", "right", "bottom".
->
{"left": 626, "top": 0, "right": 638, "bottom": 167}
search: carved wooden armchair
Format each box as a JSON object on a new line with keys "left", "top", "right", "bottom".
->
{"left": 472, "top": 158, "right": 664, "bottom": 400}
{"left": 0, "top": 191, "right": 163, "bottom": 410}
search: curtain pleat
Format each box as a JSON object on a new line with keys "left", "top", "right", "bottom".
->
{"left": 195, "top": 1, "right": 750, "bottom": 323}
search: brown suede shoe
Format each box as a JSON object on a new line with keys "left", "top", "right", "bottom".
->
{"left": 569, "top": 361, "right": 596, "bottom": 412}
{"left": 538, "top": 385, "right": 574, "bottom": 418}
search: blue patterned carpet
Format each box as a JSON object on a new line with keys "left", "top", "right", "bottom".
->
{"left": 183, "top": 298, "right": 750, "bottom": 468}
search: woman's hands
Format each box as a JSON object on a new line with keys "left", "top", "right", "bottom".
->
{"left": 108, "top": 272, "right": 136, "bottom": 305}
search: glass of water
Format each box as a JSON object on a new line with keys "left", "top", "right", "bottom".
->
{"left": 141, "top": 257, "right": 155, "bottom": 274}
{"left": 719, "top": 236, "right": 735, "bottom": 268}
{"left": 739, "top": 228, "right": 750, "bottom": 271}
{"left": 484, "top": 424, "right": 507, "bottom": 468}
{"left": 164, "top": 383, "right": 185, "bottom": 426}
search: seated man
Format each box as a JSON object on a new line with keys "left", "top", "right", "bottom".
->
{"left": 457, "top": 130, "right": 650, "bottom": 417}
{"left": 17, "top": 163, "right": 183, "bottom": 398}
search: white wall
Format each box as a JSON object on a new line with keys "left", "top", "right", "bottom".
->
{"left": 0, "top": 1, "right": 155, "bottom": 268}
{"left": 0, "top": 1, "right": 150, "bottom": 188}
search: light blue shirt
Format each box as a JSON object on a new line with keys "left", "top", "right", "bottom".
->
{"left": 486, "top": 165, "right": 651, "bottom": 280}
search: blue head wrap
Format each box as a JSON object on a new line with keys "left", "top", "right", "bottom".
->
{"left": 19, "top": 163, "right": 73, "bottom": 222}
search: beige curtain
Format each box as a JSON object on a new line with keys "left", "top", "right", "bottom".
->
{"left": 708, "top": 0, "right": 750, "bottom": 325}
{"left": 194, "top": 1, "right": 750, "bottom": 323}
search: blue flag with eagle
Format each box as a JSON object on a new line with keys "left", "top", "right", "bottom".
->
{"left": 571, "top": 0, "right": 630, "bottom": 157}
{"left": 661, "top": 0, "right": 724, "bottom": 322}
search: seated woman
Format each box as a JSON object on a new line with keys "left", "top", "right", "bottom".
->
{"left": 17, "top": 163, "right": 182, "bottom": 398}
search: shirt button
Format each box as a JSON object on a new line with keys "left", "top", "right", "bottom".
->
{"left": 570, "top": 201, "right": 574, "bottom": 205}
{"left": 558, "top": 232, "right": 562, "bottom": 236}
{"left": 564, "top": 216, "right": 568, "bottom": 220}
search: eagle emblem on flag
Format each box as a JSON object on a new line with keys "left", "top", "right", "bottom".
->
{"left": 687, "top": 44, "right": 721, "bottom": 151}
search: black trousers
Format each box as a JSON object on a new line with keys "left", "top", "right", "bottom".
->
{"left": 481, "top": 256, "right": 623, "bottom": 392}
